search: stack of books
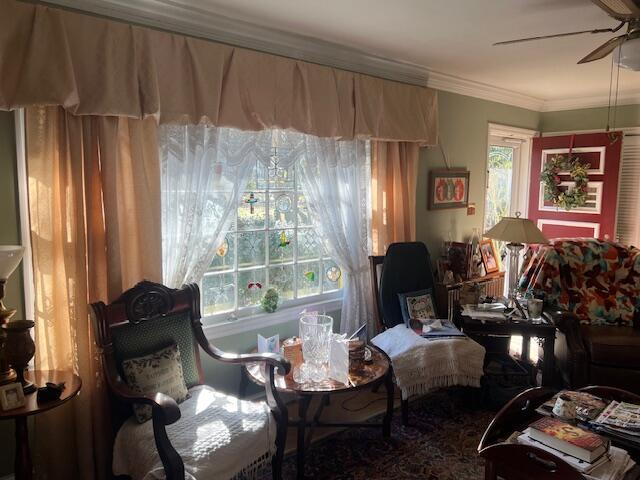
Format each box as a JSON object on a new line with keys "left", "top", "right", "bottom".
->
{"left": 517, "top": 417, "right": 635, "bottom": 479}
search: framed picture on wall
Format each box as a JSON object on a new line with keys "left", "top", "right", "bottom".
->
{"left": 428, "top": 169, "right": 470, "bottom": 210}
{"left": 479, "top": 239, "right": 500, "bottom": 274}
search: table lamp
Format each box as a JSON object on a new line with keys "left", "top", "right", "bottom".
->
{"left": 483, "top": 213, "right": 548, "bottom": 304}
{"left": 0, "top": 245, "right": 25, "bottom": 386}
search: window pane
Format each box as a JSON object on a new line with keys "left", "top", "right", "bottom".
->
{"left": 209, "top": 233, "right": 235, "bottom": 272}
{"left": 322, "top": 259, "right": 342, "bottom": 293}
{"left": 268, "top": 161, "right": 294, "bottom": 190}
{"left": 269, "top": 192, "right": 295, "bottom": 229}
{"left": 297, "top": 261, "right": 321, "bottom": 297}
{"left": 238, "top": 268, "right": 266, "bottom": 308}
{"left": 202, "top": 272, "right": 235, "bottom": 315}
{"left": 269, "top": 229, "right": 294, "bottom": 264}
{"left": 237, "top": 231, "right": 266, "bottom": 268}
{"left": 484, "top": 145, "right": 514, "bottom": 259}
{"left": 244, "top": 159, "right": 268, "bottom": 191}
{"left": 268, "top": 265, "right": 294, "bottom": 300}
{"left": 297, "top": 227, "right": 321, "bottom": 261}
{"left": 297, "top": 193, "right": 313, "bottom": 227}
{"left": 238, "top": 191, "right": 266, "bottom": 230}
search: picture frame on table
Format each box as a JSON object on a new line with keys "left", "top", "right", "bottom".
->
{"left": 0, "top": 382, "right": 25, "bottom": 411}
{"left": 479, "top": 239, "right": 500, "bottom": 274}
{"left": 428, "top": 169, "right": 470, "bottom": 210}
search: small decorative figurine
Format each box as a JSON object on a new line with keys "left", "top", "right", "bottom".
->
{"left": 244, "top": 192, "right": 259, "bottom": 214}
{"left": 278, "top": 231, "right": 290, "bottom": 248}
{"left": 247, "top": 281, "right": 262, "bottom": 290}
{"left": 261, "top": 288, "right": 279, "bottom": 313}
{"left": 216, "top": 239, "right": 229, "bottom": 257}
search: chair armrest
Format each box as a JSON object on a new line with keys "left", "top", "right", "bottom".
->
{"left": 107, "top": 375, "right": 181, "bottom": 425}
{"left": 194, "top": 326, "right": 291, "bottom": 375}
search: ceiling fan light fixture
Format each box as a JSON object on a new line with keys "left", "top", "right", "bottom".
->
{"left": 615, "top": 36, "right": 640, "bottom": 70}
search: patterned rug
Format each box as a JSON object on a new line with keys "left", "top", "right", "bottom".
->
{"left": 268, "top": 388, "right": 497, "bottom": 480}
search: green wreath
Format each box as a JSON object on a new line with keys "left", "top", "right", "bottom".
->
{"left": 540, "top": 154, "right": 590, "bottom": 210}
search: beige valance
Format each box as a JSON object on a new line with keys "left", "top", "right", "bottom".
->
{"left": 0, "top": 0, "right": 437, "bottom": 143}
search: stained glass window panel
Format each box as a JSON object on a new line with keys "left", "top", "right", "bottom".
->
{"left": 238, "top": 268, "right": 266, "bottom": 308}
{"left": 322, "top": 259, "right": 342, "bottom": 293}
{"left": 209, "top": 233, "right": 235, "bottom": 271}
{"left": 269, "top": 192, "right": 295, "bottom": 229}
{"left": 237, "top": 231, "right": 266, "bottom": 268}
{"left": 238, "top": 191, "right": 266, "bottom": 230}
{"left": 297, "top": 261, "right": 321, "bottom": 298}
{"left": 202, "top": 272, "right": 235, "bottom": 315}
{"left": 268, "top": 229, "right": 294, "bottom": 264}
{"left": 268, "top": 265, "right": 294, "bottom": 300}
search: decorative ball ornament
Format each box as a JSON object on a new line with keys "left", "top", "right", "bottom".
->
{"left": 540, "top": 154, "right": 590, "bottom": 211}
{"left": 261, "top": 288, "right": 279, "bottom": 313}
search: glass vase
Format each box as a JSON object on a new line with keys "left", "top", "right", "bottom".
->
{"left": 297, "top": 314, "right": 333, "bottom": 383}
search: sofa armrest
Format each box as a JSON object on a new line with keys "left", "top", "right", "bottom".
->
{"left": 545, "top": 308, "right": 589, "bottom": 388}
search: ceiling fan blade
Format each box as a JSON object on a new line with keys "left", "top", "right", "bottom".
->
{"left": 578, "top": 34, "right": 627, "bottom": 63}
{"left": 493, "top": 26, "right": 622, "bottom": 46}
{"left": 592, "top": 0, "right": 640, "bottom": 21}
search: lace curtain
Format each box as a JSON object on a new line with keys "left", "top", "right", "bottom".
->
{"left": 160, "top": 125, "right": 272, "bottom": 287}
{"left": 286, "top": 132, "right": 374, "bottom": 336}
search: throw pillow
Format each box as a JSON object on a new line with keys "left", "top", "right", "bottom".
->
{"left": 398, "top": 289, "right": 437, "bottom": 326}
{"left": 122, "top": 343, "right": 190, "bottom": 423}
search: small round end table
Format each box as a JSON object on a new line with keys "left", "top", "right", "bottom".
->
{"left": 0, "top": 370, "right": 82, "bottom": 480}
{"left": 244, "top": 343, "right": 393, "bottom": 479}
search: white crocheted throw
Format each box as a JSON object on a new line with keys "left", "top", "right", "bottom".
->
{"left": 113, "top": 386, "right": 275, "bottom": 480}
{"left": 372, "top": 324, "right": 485, "bottom": 400}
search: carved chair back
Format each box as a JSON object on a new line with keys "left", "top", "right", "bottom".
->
{"left": 91, "top": 280, "right": 205, "bottom": 429}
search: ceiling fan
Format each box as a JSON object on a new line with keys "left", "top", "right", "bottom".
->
{"left": 494, "top": 0, "right": 640, "bottom": 70}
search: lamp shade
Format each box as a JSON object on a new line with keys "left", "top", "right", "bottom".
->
{"left": 0, "top": 246, "right": 25, "bottom": 280}
{"left": 484, "top": 215, "right": 548, "bottom": 245}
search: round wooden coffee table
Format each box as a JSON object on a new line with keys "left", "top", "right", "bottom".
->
{"left": 244, "top": 343, "right": 393, "bottom": 479}
{"left": 0, "top": 370, "right": 82, "bottom": 480}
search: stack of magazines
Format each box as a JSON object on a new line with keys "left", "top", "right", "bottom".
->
{"left": 592, "top": 401, "right": 640, "bottom": 448}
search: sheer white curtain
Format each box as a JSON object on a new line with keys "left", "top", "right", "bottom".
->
{"left": 285, "top": 132, "right": 373, "bottom": 336}
{"left": 160, "top": 125, "right": 271, "bottom": 287}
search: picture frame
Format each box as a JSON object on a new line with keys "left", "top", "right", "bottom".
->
{"left": 479, "top": 239, "right": 500, "bottom": 274}
{"left": 0, "top": 382, "right": 25, "bottom": 411}
{"left": 428, "top": 169, "right": 470, "bottom": 210}
{"left": 446, "top": 241, "right": 472, "bottom": 282}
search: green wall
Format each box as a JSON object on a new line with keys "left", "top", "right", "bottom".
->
{"left": 540, "top": 104, "right": 640, "bottom": 132}
{"left": 416, "top": 91, "right": 541, "bottom": 257}
{"left": 0, "top": 111, "right": 21, "bottom": 477}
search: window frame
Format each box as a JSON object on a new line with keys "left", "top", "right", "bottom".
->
{"left": 200, "top": 146, "right": 343, "bottom": 326}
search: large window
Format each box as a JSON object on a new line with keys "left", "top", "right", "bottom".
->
{"left": 484, "top": 144, "right": 515, "bottom": 260}
{"left": 202, "top": 148, "right": 342, "bottom": 316}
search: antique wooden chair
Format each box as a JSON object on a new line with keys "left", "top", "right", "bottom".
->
{"left": 91, "top": 280, "right": 291, "bottom": 480}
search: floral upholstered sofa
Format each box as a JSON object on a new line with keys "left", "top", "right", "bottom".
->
{"left": 520, "top": 239, "right": 640, "bottom": 393}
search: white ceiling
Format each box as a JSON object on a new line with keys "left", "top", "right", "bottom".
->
{"left": 52, "top": 0, "right": 640, "bottom": 109}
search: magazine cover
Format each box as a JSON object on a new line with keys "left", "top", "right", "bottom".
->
{"left": 595, "top": 401, "right": 640, "bottom": 431}
{"left": 536, "top": 390, "right": 608, "bottom": 421}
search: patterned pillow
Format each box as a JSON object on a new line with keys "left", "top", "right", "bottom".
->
{"left": 398, "top": 289, "right": 437, "bottom": 326}
{"left": 122, "top": 343, "right": 189, "bottom": 423}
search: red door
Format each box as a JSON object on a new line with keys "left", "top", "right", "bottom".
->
{"left": 527, "top": 132, "right": 623, "bottom": 241}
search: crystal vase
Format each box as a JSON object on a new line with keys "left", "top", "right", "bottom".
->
{"left": 297, "top": 314, "right": 333, "bottom": 383}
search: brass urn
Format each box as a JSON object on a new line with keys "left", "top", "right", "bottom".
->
{"left": 2, "top": 320, "right": 36, "bottom": 394}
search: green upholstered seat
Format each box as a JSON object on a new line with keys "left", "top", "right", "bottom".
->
{"left": 111, "top": 311, "right": 200, "bottom": 388}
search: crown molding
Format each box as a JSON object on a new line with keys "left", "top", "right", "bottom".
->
{"left": 39, "top": 0, "right": 640, "bottom": 113}
{"left": 426, "top": 70, "right": 545, "bottom": 111}
{"left": 540, "top": 91, "right": 640, "bottom": 112}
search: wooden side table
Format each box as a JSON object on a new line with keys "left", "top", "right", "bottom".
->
{"left": 243, "top": 343, "right": 393, "bottom": 480}
{"left": 0, "top": 370, "right": 82, "bottom": 480}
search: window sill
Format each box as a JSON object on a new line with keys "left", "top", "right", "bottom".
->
{"left": 202, "top": 295, "right": 343, "bottom": 340}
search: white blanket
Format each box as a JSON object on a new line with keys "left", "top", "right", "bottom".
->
{"left": 372, "top": 324, "right": 485, "bottom": 400}
{"left": 113, "top": 386, "right": 275, "bottom": 480}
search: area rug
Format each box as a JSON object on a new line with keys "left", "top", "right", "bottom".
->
{"left": 265, "top": 388, "right": 496, "bottom": 480}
